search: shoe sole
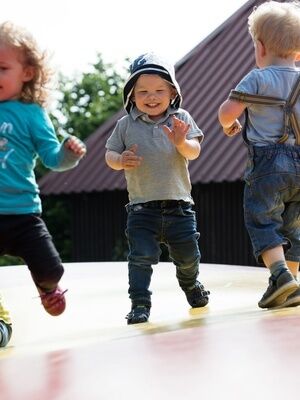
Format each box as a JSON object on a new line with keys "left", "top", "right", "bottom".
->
{"left": 274, "top": 294, "right": 300, "bottom": 309}
{"left": 258, "top": 281, "right": 299, "bottom": 309}
{"left": 127, "top": 315, "right": 149, "bottom": 325}
{"left": 190, "top": 298, "right": 209, "bottom": 308}
{"left": 127, "top": 318, "right": 149, "bottom": 325}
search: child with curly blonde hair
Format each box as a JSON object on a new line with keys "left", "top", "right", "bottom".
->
{"left": 218, "top": 1, "right": 300, "bottom": 309}
{"left": 0, "top": 21, "right": 86, "bottom": 347}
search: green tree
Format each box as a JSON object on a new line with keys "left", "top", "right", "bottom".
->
{"left": 0, "top": 54, "right": 127, "bottom": 266}
{"left": 51, "top": 54, "right": 127, "bottom": 141}
{"left": 45, "top": 55, "right": 127, "bottom": 261}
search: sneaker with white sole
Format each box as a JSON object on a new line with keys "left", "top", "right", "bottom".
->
{"left": 275, "top": 287, "right": 300, "bottom": 308}
{"left": 258, "top": 270, "right": 299, "bottom": 309}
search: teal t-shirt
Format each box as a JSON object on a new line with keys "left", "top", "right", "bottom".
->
{"left": 0, "top": 100, "right": 80, "bottom": 214}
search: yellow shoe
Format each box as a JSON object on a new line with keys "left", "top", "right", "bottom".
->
{"left": 0, "top": 294, "right": 11, "bottom": 325}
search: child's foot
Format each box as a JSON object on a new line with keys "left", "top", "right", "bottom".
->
{"left": 258, "top": 270, "right": 299, "bottom": 309}
{"left": 37, "top": 286, "right": 67, "bottom": 316}
{"left": 0, "top": 321, "right": 12, "bottom": 347}
{"left": 184, "top": 281, "right": 210, "bottom": 308}
{"left": 126, "top": 305, "right": 150, "bottom": 325}
{"left": 275, "top": 287, "right": 300, "bottom": 309}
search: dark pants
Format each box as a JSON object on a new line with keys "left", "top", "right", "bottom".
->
{"left": 125, "top": 201, "right": 201, "bottom": 306}
{"left": 0, "top": 214, "right": 64, "bottom": 289}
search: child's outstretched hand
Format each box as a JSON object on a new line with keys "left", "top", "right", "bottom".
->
{"left": 223, "top": 119, "right": 242, "bottom": 137}
{"left": 162, "top": 116, "right": 190, "bottom": 147}
{"left": 121, "top": 144, "right": 142, "bottom": 170}
{"left": 64, "top": 135, "right": 86, "bottom": 157}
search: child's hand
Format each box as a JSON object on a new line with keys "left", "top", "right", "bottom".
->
{"left": 121, "top": 144, "right": 142, "bottom": 170}
{"left": 162, "top": 116, "right": 190, "bottom": 147}
{"left": 223, "top": 120, "right": 242, "bottom": 137}
{"left": 64, "top": 136, "right": 86, "bottom": 157}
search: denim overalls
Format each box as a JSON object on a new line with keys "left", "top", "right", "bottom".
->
{"left": 229, "top": 75, "right": 300, "bottom": 263}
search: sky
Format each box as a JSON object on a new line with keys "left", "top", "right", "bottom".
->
{"left": 3, "top": 0, "right": 248, "bottom": 77}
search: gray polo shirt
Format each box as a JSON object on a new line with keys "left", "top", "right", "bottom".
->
{"left": 105, "top": 106, "right": 203, "bottom": 204}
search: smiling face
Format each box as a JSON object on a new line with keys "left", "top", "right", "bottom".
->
{"left": 132, "top": 74, "right": 176, "bottom": 121}
{"left": 0, "top": 44, "right": 34, "bottom": 101}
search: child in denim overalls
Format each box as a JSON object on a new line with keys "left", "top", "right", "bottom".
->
{"left": 218, "top": 1, "right": 300, "bottom": 309}
{"left": 105, "top": 53, "right": 210, "bottom": 324}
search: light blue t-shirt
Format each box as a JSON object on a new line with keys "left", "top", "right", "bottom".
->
{"left": 235, "top": 66, "right": 300, "bottom": 146}
{"left": 0, "top": 100, "right": 81, "bottom": 214}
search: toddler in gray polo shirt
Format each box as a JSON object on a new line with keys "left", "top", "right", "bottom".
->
{"left": 105, "top": 52, "right": 210, "bottom": 324}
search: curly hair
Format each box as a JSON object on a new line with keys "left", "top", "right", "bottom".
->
{"left": 0, "top": 21, "right": 53, "bottom": 106}
{"left": 248, "top": 1, "right": 300, "bottom": 59}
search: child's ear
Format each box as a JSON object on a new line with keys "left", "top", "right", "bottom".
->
{"left": 23, "top": 66, "right": 35, "bottom": 82}
{"left": 295, "top": 53, "right": 300, "bottom": 61}
{"left": 256, "top": 40, "right": 266, "bottom": 57}
{"left": 171, "top": 88, "right": 177, "bottom": 100}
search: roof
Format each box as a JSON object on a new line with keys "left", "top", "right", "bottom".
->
{"left": 39, "top": 0, "right": 280, "bottom": 195}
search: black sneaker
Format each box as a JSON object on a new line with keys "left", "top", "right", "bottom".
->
{"left": 126, "top": 305, "right": 151, "bottom": 325}
{"left": 0, "top": 321, "right": 12, "bottom": 347}
{"left": 258, "top": 270, "right": 299, "bottom": 309}
{"left": 184, "top": 281, "right": 210, "bottom": 308}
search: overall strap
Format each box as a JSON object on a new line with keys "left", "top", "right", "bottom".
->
{"left": 229, "top": 74, "right": 300, "bottom": 144}
{"left": 229, "top": 91, "right": 285, "bottom": 106}
{"left": 229, "top": 91, "right": 286, "bottom": 144}
{"left": 284, "top": 74, "right": 300, "bottom": 145}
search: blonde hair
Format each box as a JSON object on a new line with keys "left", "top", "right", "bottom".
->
{"left": 0, "top": 21, "right": 53, "bottom": 106}
{"left": 248, "top": 1, "right": 300, "bottom": 58}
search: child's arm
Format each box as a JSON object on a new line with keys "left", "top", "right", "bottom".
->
{"left": 218, "top": 99, "right": 245, "bottom": 136}
{"left": 105, "top": 144, "right": 142, "bottom": 170}
{"left": 162, "top": 116, "right": 201, "bottom": 160}
{"left": 175, "top": 137, "right": 201, "bottom": 160}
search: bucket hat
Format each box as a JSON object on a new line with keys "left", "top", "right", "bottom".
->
{"left": 123, "top": 52, "right": 182, "bottom": 114}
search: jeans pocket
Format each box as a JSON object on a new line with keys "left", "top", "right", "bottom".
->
{"left": 180, "top": 205, "right": 195, "bottom": 216}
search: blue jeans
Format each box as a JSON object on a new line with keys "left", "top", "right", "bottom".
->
{"left": 244, "top": 144, "right": 300, "bottom": 263}
{"left": 125, "top": 201, "right": 200, "bottom": 306}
